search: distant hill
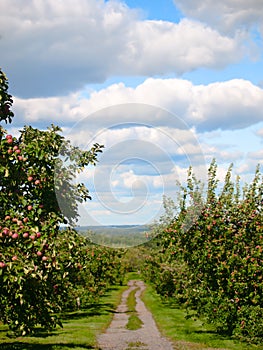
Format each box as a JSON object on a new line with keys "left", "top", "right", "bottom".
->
{"left": 75, "top": 225, "right": 151, "bottom": 247}
{"left": 76, "top": 225, "right": 150, "bottom": 235}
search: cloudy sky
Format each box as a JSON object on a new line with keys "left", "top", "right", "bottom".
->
{"left": 1, "top": 0, "right": 263, "bottom": 227}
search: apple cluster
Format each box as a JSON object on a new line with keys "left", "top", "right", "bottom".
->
{"left": 0, "top": 214, "right": 50, "bottom": 267}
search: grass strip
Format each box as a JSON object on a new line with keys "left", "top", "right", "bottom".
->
{"left": 142, "top": 284, "right": 263, "bottom": 350}
{"left": 126, "top": 287, "right": 143, "bottom": 331}
{"left": 127, "top": 287, "right": 138, "bottom": 313}
{"left": 0, "top": 284, "right": 126, "bottom": 350}
{"left": 126, "top": 313, "right": 143, "bottom": 331}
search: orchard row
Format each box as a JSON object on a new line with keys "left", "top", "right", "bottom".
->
{"left": 1, "top": 69, "right": 124, "bottom": 335}
{"left": 143, "top": 160, "right": 263, "bottom": 344}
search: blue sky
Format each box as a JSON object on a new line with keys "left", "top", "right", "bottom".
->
{"left": 124, "top": 0, "right": 183, "bottom": 22}
{"left": 0, "top": 0, "right": 262, "bottom": 226}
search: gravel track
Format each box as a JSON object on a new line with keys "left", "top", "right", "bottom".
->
{"left": 97, "top": 279, "right": 175, "bottom": 350}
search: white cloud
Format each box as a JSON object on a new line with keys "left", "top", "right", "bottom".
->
{"left": 0, "top": 0, "right": 243, "bottom": 97}
{"left": 236, "top": 158, "right": 262, "bottom": 176}
{"left": 174, "top": 0, "right": 263, "bottom": 35}
{"left": 189, "top": 79, "right": 263, "bottom": 130}
{"left": 9, "top": 77, "right": 263, "bottom": 208}
{"left": 65, "top": 125, "right": 201, "bottom": 157}
{"left": 247, "top": 149, "right": 263, "bottom": 161}
{"left": 13, "top": 78, "right": 263, "bottom": 132}
{"left": 119, "top": 18, "right": 242, "bottom": 75}
{"left": 78, "top": 190, "right": 164, "bottom": 226}
{"left": 202, "top": 144, "right": 244, "bottom": 163}
{"left": 13, "top": 93, "right": 82, "bottom": 126}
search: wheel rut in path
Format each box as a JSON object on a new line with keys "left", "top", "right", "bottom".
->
{"left": 97, "top": 279, "right": 174, "bottom": 350}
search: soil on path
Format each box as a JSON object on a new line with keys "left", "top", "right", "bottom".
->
{"left": 97, "top": 279, "right": 175, "bottom": 350}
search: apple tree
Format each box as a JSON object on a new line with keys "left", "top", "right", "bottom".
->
{"left": 143, "top": 160, "right": 263, "bottom": 343}
{"left": 0, "top": 68, "right": 103, "bottom": 334}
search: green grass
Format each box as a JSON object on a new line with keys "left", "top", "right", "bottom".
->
{"left": 123, "top": 271, "right": 142, "bottom": 283}
{"left": 126, "top": 314, "right": 143, "bottom": 331}
{"left": 142, "top": 284, "right": 263, "bottom": 350}
{"left": 127, "top": 287, "right": 138, "bottom": 312}
{"left": 0, "top": 285, "right": 126, "bottom": 350}
{"left": 126, "top": 287, "right": 143, "bottom": 330}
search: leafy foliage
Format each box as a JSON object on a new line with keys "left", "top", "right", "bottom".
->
{"left": 0, "top": 68, "right": 125, "bottom": 335}
{"left": 0, "top": 70, "right": 14, "bottom": 124}
{"left": 143, "top": 161, "right": 263, "bottom": 344}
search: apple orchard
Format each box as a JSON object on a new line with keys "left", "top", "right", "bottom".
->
{"left": 1, "top": 68, "right": 263, "bottom": 345}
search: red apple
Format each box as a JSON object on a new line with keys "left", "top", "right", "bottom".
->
{"left": 37, "top": 251, "right": 42, "bottom": 257}
{"left": 36, "top": 232, "right": 41, "bottom": 238}
{"left": 3, "top": 228, "right": 9, "bottom": 235}
{"left": 0, "top": 262, "right": 6, "bottom": 268}
{"left": 27, "top": 176, "right": 33, "bottom": 182}
{"left": 12, "top": 255, "right": 18, "bottom": 261}
{"left": 23, "top": 217, "right": 29, "bottom": 223}
{"left": 23, "top": 232, "right": 29, "bottom": 238}
{"left": 27, "top": 205, "right": 33, "bottom": 211}
{"left": 12, "top": 233, "right": 19, "bottom": 239}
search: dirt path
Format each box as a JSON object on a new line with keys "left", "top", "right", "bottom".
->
{"left": 97, "top": 279, "right": 175, "bottom": 350}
